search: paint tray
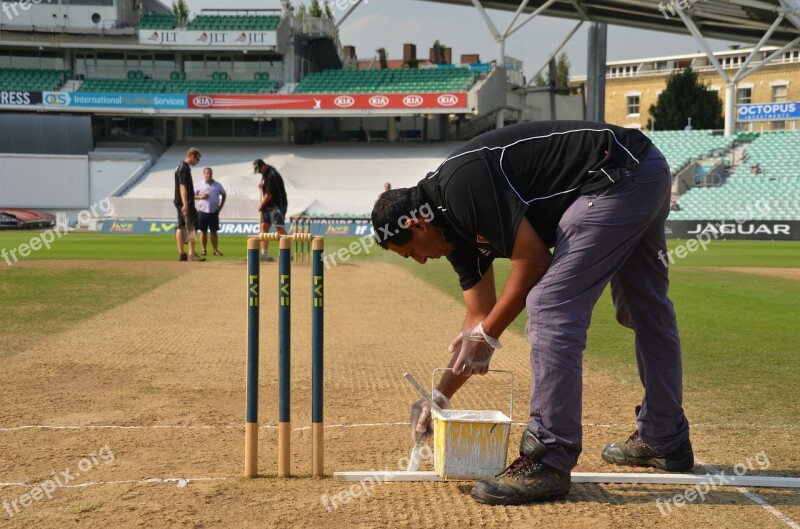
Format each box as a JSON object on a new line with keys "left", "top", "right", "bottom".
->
{"left": 431, "top": 369, "right": 513, "bottom": 480}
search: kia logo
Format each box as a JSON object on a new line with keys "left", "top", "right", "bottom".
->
{"left": 437, "top": 94, "right": 458, "bottom": 106}
{"left": 193, "top": 95, "right": 214, "bottom": 108}
{"left": 334, "top": 96, "right": 355, "bottom": 108}
{"left": 403, "top": 95, "right": 423, "bottom": 107}
{"left": 369, "top": 95, "right": 389, "bottom": 108}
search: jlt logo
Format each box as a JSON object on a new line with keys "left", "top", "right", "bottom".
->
{"left": 247, "top": 33, "right": 266, "bottom": 44}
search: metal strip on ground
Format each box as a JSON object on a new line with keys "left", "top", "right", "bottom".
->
{"left": 697, "top": 458, "right": 800, "bottom": 529}
{"left": 334, "top": 470, "right": 800, "bottom": 488}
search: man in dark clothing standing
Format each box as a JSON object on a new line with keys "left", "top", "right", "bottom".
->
{"left": 371, "top": 121, "right": 692, "bottom": 505}
{"left": 174, "top": 147, "right": 205, "bottom": 262}
{"left": 255, "top": 158, "right": 288, "bottom": 262}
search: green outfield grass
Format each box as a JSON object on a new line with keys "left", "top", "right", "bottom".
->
{"left": 1, "top": 232, "right": 798, "bottom": 267}
{"left": 394, "top": 239, "right": 800, "bottom": 427}
{"left": 0, "top": 232, "right": 798, "bottom": 426}
{"left": 0, "top": 266, "right": 176, "bottom": 359}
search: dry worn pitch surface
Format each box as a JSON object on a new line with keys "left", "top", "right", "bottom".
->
{"left": 0, "top": 260, "right": 798, "bottom": 528}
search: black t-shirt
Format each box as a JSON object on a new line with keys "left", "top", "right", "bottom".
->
{"left": 261, "top": 166, "right": 288, "bottom": 212}
{"left": 174, "top": 161, "right": 195, "bottom": 209}
{"left": 417, "top": 120, "right": 654, "bottom": 290}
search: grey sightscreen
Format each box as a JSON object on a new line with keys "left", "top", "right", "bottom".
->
{"left": 0, "top": 113, "right": 93, "bottom": 155}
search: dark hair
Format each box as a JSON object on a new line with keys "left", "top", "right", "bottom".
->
{"left": 371, "top": 187, "right": 422, "bottom": 249}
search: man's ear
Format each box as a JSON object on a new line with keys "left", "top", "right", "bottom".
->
{"left": 402, "top": 216, "right": 428, "bottom": 230}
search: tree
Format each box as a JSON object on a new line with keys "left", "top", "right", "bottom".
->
{"left": 531, "top": 72, "right": 547, "bottom": 87}
{"left": 309, "top": 0, "right": 323, "bottom": 17}
{"left": 324, "top": 1, "right": 334, "bottom": 19}
{"left": 530, "top": 52, "right": 570, "bottom": 92}
{"left": 648, "top": 66, "right": 723, "bottom": 130}
{"left": 171, "top": 0, "right": 188, "bottom": 25}
{"left": 555, "top": 52, "right": 570, "bottom": 90}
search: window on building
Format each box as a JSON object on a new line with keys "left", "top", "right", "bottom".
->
{"left": 627, "top": 95, "right": 640, "bottom": 115}
{"left": 205, "top": 54, "right": 234, "bottom": 76}
{"left": 154, "top": 54, "right": 176, "bottom": 80}
{"left": 184, "top": 55, "right": 205, "bottom": 79}
{"left": 63, "top": 0, "right": 115, "bottom": 6}
{"left": 737, "top": 87, "right": 752, "bottom": 105}
{"left": 772, "top": 84, "right": 788, "bottom": 103}
{"left": 96, "top": 52, "right": 125, "bottom": 78}
{"left": 783, "top": 50, "right": 799, "bottom": 63}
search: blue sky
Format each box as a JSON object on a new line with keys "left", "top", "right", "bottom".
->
{"left": 184, "top": 0, "right": 742, "bottom": 75}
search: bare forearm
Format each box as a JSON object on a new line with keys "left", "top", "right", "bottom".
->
{"left": 482, "top": 259, "right": 548, "bottom": 338}
{"left": 436, "top": 351, "right": 471, "bottom": 398}
{"left": 482, "top": 218, "right": 551, "bottom": 339}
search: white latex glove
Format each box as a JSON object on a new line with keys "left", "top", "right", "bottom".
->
{"left": 447, "top": 331, "right": 464, "bottom": 355}
{"left": 409, "top": 389, "right": 450, "bottom": 442}
{"left": 451, "top": 322, "right": 502, "bottom": 377}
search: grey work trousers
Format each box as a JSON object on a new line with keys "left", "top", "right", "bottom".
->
{"left": 526, "top": 146, "right": 690, "bottom": 473}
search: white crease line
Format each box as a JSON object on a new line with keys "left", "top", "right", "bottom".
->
{"left": 696, "top": 458, "right": 799, "bottom": 529}
{"left": 1, "top": 423, "right": 798, "bottom": 433}
{"left": 0, "top": 477, "right": 230, "bottom": 489}
{"left": 0, "top": 425, "right": 242, "bottom": 432}
{"left": 291, "top": 422, "right": 408, "bottom": 432}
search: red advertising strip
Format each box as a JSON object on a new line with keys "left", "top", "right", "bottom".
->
{"left": 187, "top": 93, "right": 467, "bottom": 110}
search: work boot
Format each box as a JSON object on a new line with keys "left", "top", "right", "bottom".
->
{"left": 601, "top": 406, "right": 694, "bottom": 472}
{"left": 471, "top": 429, "right": 570, "bottom": 505}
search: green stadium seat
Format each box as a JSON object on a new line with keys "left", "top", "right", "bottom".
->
{"left": 665, "top": 131, "right": 800, "bottom": 221}
{"left": 293, "top": 67, "right": 478, "bottom": 95}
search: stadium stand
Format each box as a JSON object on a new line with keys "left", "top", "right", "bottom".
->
{"left": 667, "top": 131, "right": 800, "bottom": 221}
{"left": 188, "top": 15, "right": 281, "bottom": 31}
{"left": 294, "top": 67, "right": 477, "bottom": 94}
{"left": 0, "top": 68, "right": 68, "bottom": 92}
{"left": 110, "top": 143, "right": 458, "bottom": 220}
{"left": 646, "top": 130, "right": 734, "bottom": 175}
{"left": 79, "top": 73, "right": 279, "bottom": 94}
{"left": 0, "top": 210, "right": 55, "bottom": 230}
{"left": 137, "top": 13, "right": 177, "bottom": 30}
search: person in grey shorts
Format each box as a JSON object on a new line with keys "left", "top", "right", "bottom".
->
{"left": 371, "top": 120, "right": 692, "bottom": 505}
{"left": 195, "top": 167, "right": 226, "bottom": 256}
{"left": 254, "top": 158, "right": 288, "bottom": 262}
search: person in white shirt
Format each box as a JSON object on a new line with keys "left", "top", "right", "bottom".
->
{"left": 194, "top": 167, "right": 227, "bottom": 256}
